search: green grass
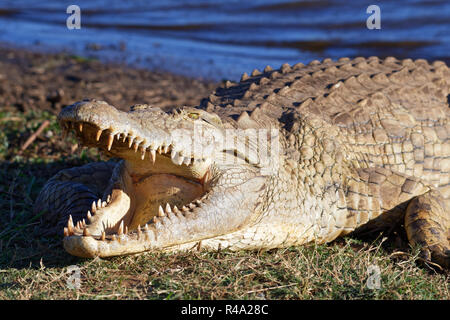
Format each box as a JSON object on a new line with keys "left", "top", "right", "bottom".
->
{"left": 0, "top": 109, "right": 448, "bottom": 299}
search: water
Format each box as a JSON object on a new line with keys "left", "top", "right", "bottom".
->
{"left": 0, "top": 0, "right": 448, "bottom": 81}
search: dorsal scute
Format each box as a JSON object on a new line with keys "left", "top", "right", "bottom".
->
{"left": 200, "top": 57, "right": 448, "bottom": 132}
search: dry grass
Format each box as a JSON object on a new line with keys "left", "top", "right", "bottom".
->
{"left": 0, "top": 109, "right": 449, "bottom": 300}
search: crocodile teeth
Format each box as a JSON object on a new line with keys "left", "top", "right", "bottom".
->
{"left": 165, "top": 203, "right": 172, "bottom": 214}
{"left": 102, "top": 201, "right": 107, "bottom": 208}
{"left": 173, "top": 205, "right": 180, "bottom": 214}
{"left": 101, "top": 231, "right": 106, "bottom": 241}
{"left": 91, "top": 201, "right": 97, "bottom": 213}
{"left": 96, "top": 129, "right": 103, "bottom": 142}
{"left": 67, "top": 215, "right": 74, "bottom": 232}
{"left": 118, "top": 221, "right": 124, "bottom": 235}
{"left": 107, "top": 194, "right": 111, "bottom": 203}
{"left": 144, "top": 224, "right": 149, "bottom": 231}
{"left": 87, "top": 211, "right": 92, "bottom": 220}
{"left": 125, "top": 226, "right": 128, "bottom": 235}
{"left": 177, "top": 155, "right": 184, "bottom": 166}
{"left": 157, "top": 146, "right": 163, "bottom": 154}
{"left": 97, "top": 199, "right": 102, "bottom": 208}
{"left": 107, "top": 134, "right": 114, "bottom": 151}
{"left": 158, "top": 205, "right": 165, "bottom": 217}
{"left": 128, "top": 136, "right": 134, "bottom": 148}
{"left": 64, "top": 227, "right": 69, "bottom": 237}
{"left": 150, "top": 149, "right": 156, "bottom": 164}
{"left": 140, "top": 148, "right": 146, "bottom": 160}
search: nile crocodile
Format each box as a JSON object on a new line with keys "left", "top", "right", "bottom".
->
{"left": 34, "top": 56, "right": 450, "bottom": 268}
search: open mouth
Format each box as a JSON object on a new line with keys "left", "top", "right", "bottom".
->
{"left": 59, "top": 119, "right": 213, "bottom": 245}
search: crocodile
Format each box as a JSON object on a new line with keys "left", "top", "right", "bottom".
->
{"left": 34, "top": 56, "right": 450, "bottom": 268}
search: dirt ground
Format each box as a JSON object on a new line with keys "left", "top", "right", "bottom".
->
{"left": 0, "top": 45, "right": 217, "bottom": 115}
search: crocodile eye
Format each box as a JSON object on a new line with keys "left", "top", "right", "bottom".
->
{"left": 188, "top": 113, "right": 200, "bottom": 120}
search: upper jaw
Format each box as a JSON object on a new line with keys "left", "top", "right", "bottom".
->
{"left": 59, "top": 99, "right": 216, "bottom": 178}
{"left": 58, "top": 99, "right": 214, "bottom": 167}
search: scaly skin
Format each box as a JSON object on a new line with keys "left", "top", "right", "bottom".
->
{"left": 34, "top": 56, "right": 450, "bottom": 268}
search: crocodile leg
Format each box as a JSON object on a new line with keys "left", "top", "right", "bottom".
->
{"left": 345, "top": 167, "right": 449, "bottom": 268}
{"left": 34, "top": 161, "right": 117, "bottom": 235}
{"left": 405, "top": 191, "right": 450, "bottom": 268}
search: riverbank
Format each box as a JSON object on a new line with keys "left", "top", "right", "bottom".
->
{"left": 0, "top": 44, "right": 217, "bottom": 115}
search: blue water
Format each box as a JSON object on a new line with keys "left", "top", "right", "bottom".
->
{"left": 0, "top": 0, "right": 449, "bottom": 80}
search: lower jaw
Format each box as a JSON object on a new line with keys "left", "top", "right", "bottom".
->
{"left": 63, "top": 167, "right": 208, "bottom": 243}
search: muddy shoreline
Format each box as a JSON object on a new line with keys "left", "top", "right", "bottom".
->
{"left": 0, "top": 44, "right": 218, "bottom": 115}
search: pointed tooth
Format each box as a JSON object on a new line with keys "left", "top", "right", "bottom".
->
{"left": 173, "top": 205, "right": 180, "bottom": 214}
{"left": 165, "top": 203, "right": 172, "bottom": 214}
{"left": 182, "top": 206, "right": 189, "bottom": 212}
{"left": 82, "top": 219, "right": 86, "bottom": 228}
{"left": 164, "top": 145, "right": 170, "bottom": 153}
{"left": 87, "top": 211, "right": 92, "bottom": 220}
{"left": 111, "top": 234, "right": 117, "bottom": 241}
{"left": 183, "top": 157, "right": 191, "bottom": 166}
{"left": 97, "top": 199, "right": 102, "bottom": 208}
{"left": 140, "top": 148, "right": 146, "bottom": 160}
{"left": 133, "top": 142, "right": 139, "bottom": 152}
{"left": 91, "top": 201, "right": 97, "bottom": 213}
{"left": 158, "top": 205, "right": 165, "bottom": 217}
{"left": 177, "top": 155, "right": 184, "bottom": 166}
{"left": 83, "top": 228, "right": 89, "bottom": 236}
{"left": 171, "top": 149, "right": 177, "bottom": 159}
{"left": 118, "top": 221, "right": 124, "bottom": 235}
{"left": 107, "top": 194, "right": 111, "bottom": 203}
{"left": 102, "top": 201, "right": 107, "bottom": 208}
{"left": 128, "top": 136, "right": 134, "bottom": 148}
{"left": 125, "top": 226, "right": 128, "bottom": 235}
{"left": 68, "top": 215, "right": 74, "bottom": 230}
{"left": 157, "top": 146, "right": 163, "bottom": 154}
{"left": 96, "top": 129, "right": 103, "bottom": 141}
{"left": 64, "top": 227, "right": 69, "bottom": 237}
{"left": 101, "top": 231, "right": 106, "bottom": 241}
{"left": 76, "top": 221, "right": 82, "bottom": 229}
{"left": 144, "top": 224, "right": 149, "bottom": 231}
{"left": 107, "top": 134, "right": 114, "bottom": 151}
{"left": 189, "top": 203, "right": 196, "bottom": 209}
{"left": 150, "top": 149, "right": 156, "bottom": 164}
